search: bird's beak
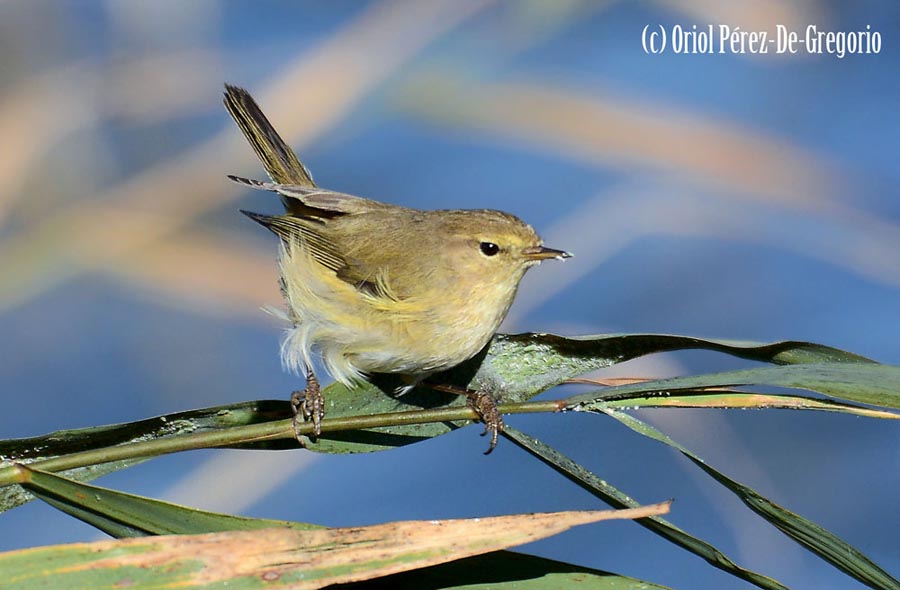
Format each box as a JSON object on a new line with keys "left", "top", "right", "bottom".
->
{"left": 522, "top": 245, "right": 572, "bottom": 261}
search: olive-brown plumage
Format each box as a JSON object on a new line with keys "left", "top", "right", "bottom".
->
{"left": 224, "top": 85, "right": 570, "bottom": 451}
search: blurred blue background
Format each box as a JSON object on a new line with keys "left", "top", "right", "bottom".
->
{"left": 1, "top": 2, "right": 898, "bottom": 588}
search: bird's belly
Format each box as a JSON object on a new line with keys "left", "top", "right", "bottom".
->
{"left": 340, "top": 284, "right": 517, "bottom": 377}
{"left": 281, "top": 246, "right": 517, "bottom": 382}
{"left": 343, "top": 316, "right": 495, "bottom": 376}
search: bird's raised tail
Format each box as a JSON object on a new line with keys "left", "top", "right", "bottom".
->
{"left": 223, "top": 84, "right": 316, "bottom": 188}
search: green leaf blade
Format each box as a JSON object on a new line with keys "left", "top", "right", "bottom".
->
{"left": 570, "top": 364, "right": 900, "bottom": 411}
{"left": 503, "top": 426, "right": 787, "bottom": 590}
{"left": 20, "top": 466, "right": 317, "bottom": 537}
{"left": 599, "top": 408, "right": 900, "bottom": 590}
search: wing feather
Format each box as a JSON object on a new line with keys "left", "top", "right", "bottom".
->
{"left": 241, "top": 210, "right": 345, "bottom": 274}
{"left": 230, "top": 175, "right": 387, "bottom": 218}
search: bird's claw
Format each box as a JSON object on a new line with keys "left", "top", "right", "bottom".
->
{"left": 290, "top": 372, "right": 323, "bottom": 445}
{"left": 467, "top": 391, "right": 504, "bottom": 454}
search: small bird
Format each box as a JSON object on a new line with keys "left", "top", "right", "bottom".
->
{"left": 224, "top": 84, "right": 570, "bottom": 452}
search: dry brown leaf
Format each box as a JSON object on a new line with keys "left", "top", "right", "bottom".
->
{"left": 7, "top": 504, "right": 670, "bottom": 589}
{"left": 566, "top": 377, "right": 660, "bottom": 386}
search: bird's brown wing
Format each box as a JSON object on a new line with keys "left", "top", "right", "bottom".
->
{"left": 241, "top": 211, "right": 347, "bottom": 275}
{"left": 238, "top": 185, "right": 407, "bottom": 294}
{"left": 229, "top": 176, "right": 389, "bottom": 219}
{"left": 264, "top": 183, "right": 391, "bottom": 216}
{"left": 324, "top": 210, "right": 434, "bottom": 301}
{"left": 225, "top": 85, "right": 412, "bottom": 299}
{"left": 243, "top": 205, "right": 426, "bottom": 302}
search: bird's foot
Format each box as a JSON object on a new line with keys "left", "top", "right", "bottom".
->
{"left": 290, "top": 372, "right": 323, "bottom": 445}
{"left": 466, "top": 391, "right": 505, "bottom": 455}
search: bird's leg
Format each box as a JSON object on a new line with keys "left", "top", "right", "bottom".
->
{"left": 290, "top": 367, "right": 323, "bottom": 443}
{"left": 467, "top": 391, "right": 504, "bottom": 454}
{"left": 427, "top": 383, "right": 505, "bottom": 454}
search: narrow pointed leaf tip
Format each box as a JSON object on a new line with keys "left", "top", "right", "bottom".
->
{"left": 0, "top": 504, "right": 670, "bottom": 590}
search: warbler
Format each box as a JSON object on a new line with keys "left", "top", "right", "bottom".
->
{"left": 224, "top": 84, "right": 570, "bottom": 452}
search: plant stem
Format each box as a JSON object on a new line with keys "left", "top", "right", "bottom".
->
{"left": 0, "top": 400, "right": 562, "bottom": 488}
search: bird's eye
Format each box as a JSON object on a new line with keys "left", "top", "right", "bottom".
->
{"left": 479, "top": 242, "right": 500, "bottom": 256}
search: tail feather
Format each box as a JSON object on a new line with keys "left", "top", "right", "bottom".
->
{"left": 223, "top": 84, "right": 316, "bottom": 188}
{"left": 227, "top": 174, "right": 273, "bottom": 190}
